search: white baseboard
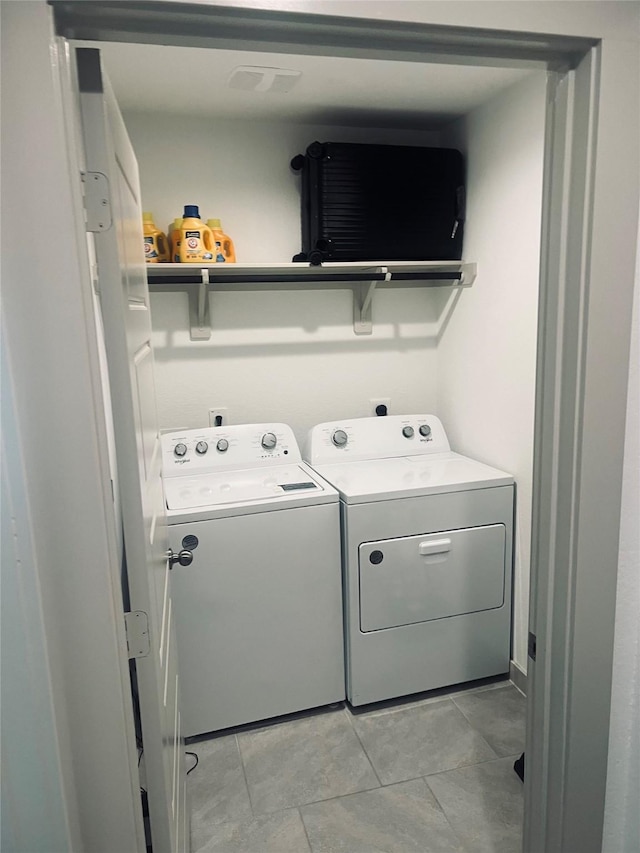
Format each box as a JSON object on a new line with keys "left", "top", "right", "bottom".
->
{"left": 510, "top": 660, "right": 527, "bottom": 696}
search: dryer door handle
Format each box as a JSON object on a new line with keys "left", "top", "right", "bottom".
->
{"left": 419, "top": 538, "right": 451, "bottom": 556}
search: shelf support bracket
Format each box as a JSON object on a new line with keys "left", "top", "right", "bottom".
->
{"left": 188, "top": 268, "right": 211, "bottom": 340}
{"left": 459, "top": 262, "right": 477, "bottom": 287}
{"left": 353, "top": 267, "right": 388, "bottom": 334}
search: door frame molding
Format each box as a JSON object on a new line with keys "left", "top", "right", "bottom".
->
{"left": 51, "top": 0, "right": 596, "bottom": 66}
{"left": 45, "top": 3, "right": 639, "bottom": 851}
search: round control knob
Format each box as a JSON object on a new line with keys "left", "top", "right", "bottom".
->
{"left": 174, "top": 443, "right": 187, "bottom": 457}
{"left": 168, "top": 548, "right": 193, "bottom": 569}
{"left": 402, "top": 426, "right": 415, "bottom": 438}
{"left": 261, "top": 432, "right": 277, "bottom": 450}
{"left": 419, "top": 424, "right": 432, "bottom": 438}
{"left": 332, "top": 429, "right": 348, "bottom": 447}
{"left": 195, "top": 441, "right": 208, "bottom": 455}
{"left": 216, "top": 438, "right": 229, "bottom": 453}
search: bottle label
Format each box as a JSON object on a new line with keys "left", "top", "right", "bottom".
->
{"left": 182, "top": 230, "right": 212, "bottom": 261}
{"left": 144, "top": 236, "right": 157, "bottom": 258}
{"left": 215, "top": 240, "right": 226, "bottom": 263}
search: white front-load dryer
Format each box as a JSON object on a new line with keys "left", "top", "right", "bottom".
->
{"left": 162, "top": 423, "right": 345, "bottom": 736}
{"left": 305, "top": 415, "right": 515, "bottom": 707}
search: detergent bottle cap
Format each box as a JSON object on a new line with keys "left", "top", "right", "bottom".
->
{"left": 207, "top": 218, "right": 222, "bottom": 229}
{"left": 142, "top": 211, "right": 154, "bottom": 222}
{"left": 183, "top": 205, "right": 200, "bottom": 219}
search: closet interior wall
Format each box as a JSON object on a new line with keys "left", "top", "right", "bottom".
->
{"left": 119, "top": 68, "right": 546, "bottom": 678}
{"left": 124, "top": 113, "right": 444, "bottom": 434}
{"left": 439, "top": 72, "right": 546, "bottom": 676}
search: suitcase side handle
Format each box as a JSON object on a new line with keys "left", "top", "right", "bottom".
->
{"left": 451, "top": 185, "right": 466, "bottom": 239}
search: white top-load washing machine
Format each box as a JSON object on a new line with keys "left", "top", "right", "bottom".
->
{"left": 305, "top": 414, "right": 515, "bottom": 707}
{"left": 162, "top": 423, "right": 345, "bottom": 736}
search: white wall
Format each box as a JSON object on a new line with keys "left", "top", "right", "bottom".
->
{"left": 1, "top": 326, "right": 72, "bottom": 853}
{"left": 439, "top": 73, "right": 546, "bottom": 674}
{"left": 123, "top": 112, "right": 445, "bottom": 441}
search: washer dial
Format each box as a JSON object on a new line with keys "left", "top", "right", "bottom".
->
{"left": 332, "top": 429, "right": 348, "bottom": 447}
{"left": 195, "top": 441, "right": 208, "bottom": 455}
{"left": 216, "top": 439, "right": 229, "bottom": 452}
{"left": 174, "top": 443, "right": 187, "bottom": 458}
{"left": 261, "top": 432, "right": 277, "bottom": 450}
{"left": 402, "top": 426, "right": 414, "bottom": 438}
{"left": 419, "top": 424, "right": 432, "bottom": 437}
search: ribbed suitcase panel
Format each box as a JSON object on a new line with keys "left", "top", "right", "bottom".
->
{"left": 295, "top": 142, "right": 465, "bottom": 263}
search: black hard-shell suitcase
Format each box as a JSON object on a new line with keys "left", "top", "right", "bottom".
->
{"left": 291, "top": 141, "right": 465, "bottom": 265}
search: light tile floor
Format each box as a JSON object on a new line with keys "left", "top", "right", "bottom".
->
{"left": 188, "top": 679, "right": 526, "bottom": 853}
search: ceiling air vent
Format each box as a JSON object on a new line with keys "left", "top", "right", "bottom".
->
{"left": 227, "top": 66, "right": 302, "bottom": 94}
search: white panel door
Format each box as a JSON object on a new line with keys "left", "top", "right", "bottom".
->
{"left": 73, "top": 47, "right": 187, "bottom": 853}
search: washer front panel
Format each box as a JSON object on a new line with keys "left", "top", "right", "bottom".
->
{"left": 359, "top": 524, "right": 506, "bottom": 632}
{"left": 169, "top": 503, "right": 345, "bottom": 736}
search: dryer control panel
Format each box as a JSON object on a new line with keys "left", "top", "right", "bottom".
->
{"left": 162, "top": 423, "right": 302, "bottom": 476}
{"left": 305, "top": 414, "right": 451, "bottom": 465}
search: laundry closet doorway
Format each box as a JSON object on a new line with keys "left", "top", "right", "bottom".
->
{"left": 46, "top": 4, "right": 639, "bottom": 853}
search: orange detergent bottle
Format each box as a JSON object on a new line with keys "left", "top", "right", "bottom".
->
{"left": 206, "top": 218, "right": 236, "bottom": 263}
{"left": 169, "top": 217, "right": 183, "bottom": 262}
{"left": 142, "top": 212, "right": 170, "bottom": 263}
{"left": 178, "top": 205, "right": 215, "bottom": 263}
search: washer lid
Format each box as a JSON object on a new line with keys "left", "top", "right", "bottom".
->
{"left": 311, "top": 452, "right": 513, "bottom": 504}
{"left": 164, "top": 462, "right": 337, "bottom": 518}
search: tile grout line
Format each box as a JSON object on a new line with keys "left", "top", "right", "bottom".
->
{"left": 346, "top": 696, "right": 502, "bottom": 786}
{"left": 448, "top": 696, "right": 501, "bottom": 758}
{"left": 343, "top": 678, "right": 514, "bottom": 721}
{"left": 421, "top": 774, "right": 470, "bottom": 853}
{"left": 449, "top": 683, "right": 517, "bottom": 709}
{"left": 422, "top": 752, "right": 522, "bottom": 781}
{"left": 344, "top": 693, "right": 456, "bottom": 722}
{"left": 234, "top": 732, "right": 259, "bottom": 818}
{"left": 296, "top": 806, "right": 315, "bottom": 853}
{"left": 267, "top": 775, "right": 408, "bottom": 815}
{"left": 341, "top": 704, "right": 384, "bottom": 788}
{"left": 261, "top": 780, "right": 384, "bottom": 818}
{"left": 422, "top": 758, "right": 525, "bottom": 852}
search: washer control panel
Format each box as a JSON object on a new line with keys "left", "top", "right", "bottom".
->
{"left": 305, "top": 414, "right": 450, "bottom": 465}
{"left": 162, "top": 423, "right": 302, "bottom": 476}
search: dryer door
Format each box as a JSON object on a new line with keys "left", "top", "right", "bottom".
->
{"left": 359, "top": 524, "right": 506, "bottom": 632}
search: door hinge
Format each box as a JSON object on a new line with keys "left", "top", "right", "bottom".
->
{"left": 124, "top": 611, "right": 150, "bottom": 659}
{"left": 528, "top": 631, "right": 537, "bottom": 662}
{"left": 81, "top": 171, "right": 112, "bottom": 232}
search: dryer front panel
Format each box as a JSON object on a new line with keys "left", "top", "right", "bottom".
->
{"left": 359, "top": 524, "right": 506, "bottom": 631}
{"left": 342, "top": 484, "right": 515, "bottom": 706}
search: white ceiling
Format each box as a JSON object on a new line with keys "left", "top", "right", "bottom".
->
{"left": 96, "top": 41, "right": 534, "bottom": 131}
